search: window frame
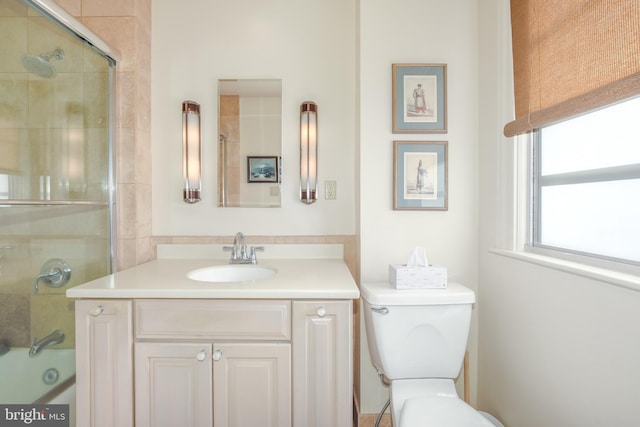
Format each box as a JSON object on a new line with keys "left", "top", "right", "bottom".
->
{"left": 526, "top": 128, "right": 640, "bottom": 273}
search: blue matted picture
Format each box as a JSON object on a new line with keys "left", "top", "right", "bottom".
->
{"left": 393, "top": 141, "right": 448, "bottom": 210}
{"left": 392, "top": 63, "right": 447, "bottom": 133}
{"left": 247, "top": 156, "right": 279, "bottom": 183}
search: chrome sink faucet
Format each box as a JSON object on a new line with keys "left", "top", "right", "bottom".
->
{"left": 29, "top": 330, "right": 65, "bottom": 357}
{"left": 224, "top": 232, "right": 264, "bottom": 264}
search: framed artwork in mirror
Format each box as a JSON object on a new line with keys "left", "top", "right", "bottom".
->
{"left": 393, "top": 141, "right": 448, "bottom": 210}
{"left": 247, "top": 156, "right": 278, "bottom": 183}
{"left": 392, "top": 63, "right": 447, "bottom": 133}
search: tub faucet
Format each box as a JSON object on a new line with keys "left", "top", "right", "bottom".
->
{"left": 223, "top": 232, "right": 264, "bottom": 264}
{"left": 29, "top": 330, "right": 64, "bottom": 357}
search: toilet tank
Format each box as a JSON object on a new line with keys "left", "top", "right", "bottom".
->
{"left": 361, "top": 282, "right": 475, "bottom": 380}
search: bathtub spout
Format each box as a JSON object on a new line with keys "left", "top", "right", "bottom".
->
{"left": 29, "top": 330, "right": 64, "bottom": 357}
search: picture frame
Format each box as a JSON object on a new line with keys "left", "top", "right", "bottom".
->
{"left": 393, "top": 141, "right": 448, "bottom": 210}
{"left": 247, "top": 156, "right": 279, "bottom": 183}
{"left": 392, "top": 63, "right": 447, "bottom": 133}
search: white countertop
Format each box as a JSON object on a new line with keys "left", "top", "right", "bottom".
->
{"left": 66, "top": 244, "right": 359, "bottom": 300}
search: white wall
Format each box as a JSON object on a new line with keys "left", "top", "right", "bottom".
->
{"left": 358, "top": 0, "right": 480, "bottom": 414}
{"left": 151, "top": 0, "right": 356, "bottom": 236}
{"left": 477, "top": 1, "right": 640, "bottom": 426}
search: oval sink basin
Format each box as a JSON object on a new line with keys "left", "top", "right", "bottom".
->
{"left": 187, "top": 265, "right": 276, "bottom": 283}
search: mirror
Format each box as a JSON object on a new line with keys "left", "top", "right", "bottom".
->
{"left": 217, "top": 79, "right": 282, "bottom": 207}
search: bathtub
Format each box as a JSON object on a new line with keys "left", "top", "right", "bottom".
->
{"left": 0, "top": 348, "right": 75, "bottom": 404}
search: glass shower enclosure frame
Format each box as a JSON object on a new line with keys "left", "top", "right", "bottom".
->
{"left": 0, "top": 0, "right": 118, "bottom": 405}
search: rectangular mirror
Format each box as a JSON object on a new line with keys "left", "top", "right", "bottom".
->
{"left": 218, "top": 79, "right": 282, "bottom": 207}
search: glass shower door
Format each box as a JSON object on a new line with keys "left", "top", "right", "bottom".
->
{"left": 0, "top": 0, "right": 115, "bottom": 404}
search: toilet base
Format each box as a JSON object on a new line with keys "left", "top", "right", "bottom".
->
{"left": 390, "top": 379, "right": 502, "bottom": 427}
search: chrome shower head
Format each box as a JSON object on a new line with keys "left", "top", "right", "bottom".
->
{"left": 22, "top": 48, "right": 65, "bottom": 78}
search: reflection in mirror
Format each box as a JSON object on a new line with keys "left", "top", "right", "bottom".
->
{"left": 218, "top": 79, "right": 282, "bottom": 207}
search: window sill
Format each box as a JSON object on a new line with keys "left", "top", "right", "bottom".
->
{"left": 488, "top": 248, "right": 640, "bottom": 293}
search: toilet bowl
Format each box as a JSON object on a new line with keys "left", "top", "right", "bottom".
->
{"left": 361, "top": 281, "right": 503, "bottom": 427}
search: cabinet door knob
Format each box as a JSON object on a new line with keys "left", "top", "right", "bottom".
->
{"left": 89, "top": 305, "right": 104, "bottom": 317}
{"left": 196, "top": 350, "right": 207, "bottom": 361}
{"left": 316, "top": 306, "right": 326, "bottom": 317}
{"left": 212, "top": 349, "right": 223, "bottom": 361}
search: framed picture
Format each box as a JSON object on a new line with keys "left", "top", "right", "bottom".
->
{"left": 392, "top": 63, "right": 447, "bottom": 133}
{"left": 247, "top": 156, "right": 278, "bottom": 183}
{"left": 393, "top": 141, "right": 448, "bottom": 210}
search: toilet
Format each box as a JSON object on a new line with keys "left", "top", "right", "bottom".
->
{"left": 361, "top": 281, "right": 503, "bottom": 427}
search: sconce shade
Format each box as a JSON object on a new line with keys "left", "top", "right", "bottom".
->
{"left": 300, "top": 101, "right": 318, "bottom": 204}
{"left": 182, "top": 100, "right": 201, "bottom": 203}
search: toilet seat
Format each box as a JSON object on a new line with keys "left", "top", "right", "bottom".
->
{"left": 399, "top": 396, "right": 495, "bottom": 427}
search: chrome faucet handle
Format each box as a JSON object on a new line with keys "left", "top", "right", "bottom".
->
{"left": 249, "top": 246, "right": 265, "bottom": 264}
{"left": 32, "top": 259, "right": 71, "bottom": 293}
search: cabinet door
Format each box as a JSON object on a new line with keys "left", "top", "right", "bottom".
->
{"left": 75, "top": 300, "right": 133, "bottom": 427}
{"left": 292, "top": 301, "right": 353, "bottom": 427}
{"left": 135, "top": 342, "right": 213, "bottom": 427}
{"left": 213, "top": 342, "right": 291, "bottom": 427}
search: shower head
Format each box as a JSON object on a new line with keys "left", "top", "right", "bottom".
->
{"left": 22, "top": 48, "right": 65, "bottom": 78}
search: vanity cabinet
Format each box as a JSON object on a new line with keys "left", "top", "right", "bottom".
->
{"left": 292, "top": 301, "right": 353, "bottom": 426}
{"left": 75, "top": 300, "right": 134, "bottom": 427}
{"left": 74, "top": 298, "right": 353, "bottom": 427}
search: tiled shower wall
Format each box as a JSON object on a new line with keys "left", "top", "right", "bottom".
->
{"left": 54, "top": 0, "right": 154, "bottom": 271}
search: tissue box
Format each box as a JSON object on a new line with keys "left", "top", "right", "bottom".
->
{"left": 389, "top": 264, "right": 448, "bottom": 289}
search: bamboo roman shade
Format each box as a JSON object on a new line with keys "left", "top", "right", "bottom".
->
{"left": 504, "top": 0, "right": 640, "bottom": 137}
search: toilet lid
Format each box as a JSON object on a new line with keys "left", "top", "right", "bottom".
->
{"left": 400, "top": 397, "right": 495, "bottom": 427}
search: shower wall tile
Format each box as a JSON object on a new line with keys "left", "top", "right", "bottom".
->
{"left": 136, "top": 183, "right": 151, "bottom": 237}
{"left": 27, "top": 75, "right": 83, "bottom": 129}
{"left": 0, "top": 17, "right": 27, "bottom": 72}
{"left": 0, "top": 76, "right": 28, "bottom": 128}
{"left": 84, "top": 128, "right": 109, "bottom": 199}
{"left": 82, "top": 0, "right": 135, "bottom": 18}
{"left": 116, "top": 71, "right": 136, "bottom": 129}
{"left": 82, "top": 17, "right": 136, "bottom": 72}
{"left": 0, "top": 210, "right": 30, "bottom": 236}
{"left": 117, "top": 127, "right": 135, "bottom": 183}
{"left": 28, "top": 206, "right": 109, "bottom": 237}
{"left": 117, "top": 237, "right": 137, "bottom": 271}
{"left": 0, "top": 128, "right": 23, "bottom": 173}
{"left": 73, "top": 0, "right": 152, "bottom": 272}
{"left": 135, "top": 235, "right": 153, "bottom": 265}
{"left": 0, "top": 0, "right": 27, "bottom": 17}
{"left": 53, "top": 0, "right": 81, "bottom": 17}
{"left": 0, "top": 292, "right": 30, "bottom": 347}
{"left": 135, "top": 129, "right": 151, "bottom": 185}
{"left": 26, "top": 16, "right": 83, "bottom": 75}
{"left": 82, "top": 72, "right": 109, "bottom": 128}
{"left": 117, "top": 183, "right": 136, "bottom": 239}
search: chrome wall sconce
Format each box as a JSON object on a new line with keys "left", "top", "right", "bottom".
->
{"left": 182, "top": 100, "right": 201, "bottom": 203}
{"left": 300, "top": 101, "right": 318, "bottom": 204}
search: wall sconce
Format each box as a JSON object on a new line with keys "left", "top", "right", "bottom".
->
{"left": 182, "top": 100, "right": 201, "bottom": 203}
{"left": 300, "top": 101, "right": 318, "bottom": 204}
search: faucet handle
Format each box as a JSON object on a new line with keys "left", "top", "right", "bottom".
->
{"left": 249, "top": 246, "right": 265, "bottom": 264}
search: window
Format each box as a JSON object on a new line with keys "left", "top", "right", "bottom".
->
{"left": 530, "top": 96, "right": 640, "bottom": 266}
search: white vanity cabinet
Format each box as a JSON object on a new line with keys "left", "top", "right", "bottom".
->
{"left": 74, "top": 298, "right": 353, "bottom": 427}
{"left": 74, "top": 300, "right": 134, "bottom": 427}
{"left": 134, "top": 299, "right": 292, "bottom": 427}
{"left": 292, "top": 301, "right": 353, "bottom": 426}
